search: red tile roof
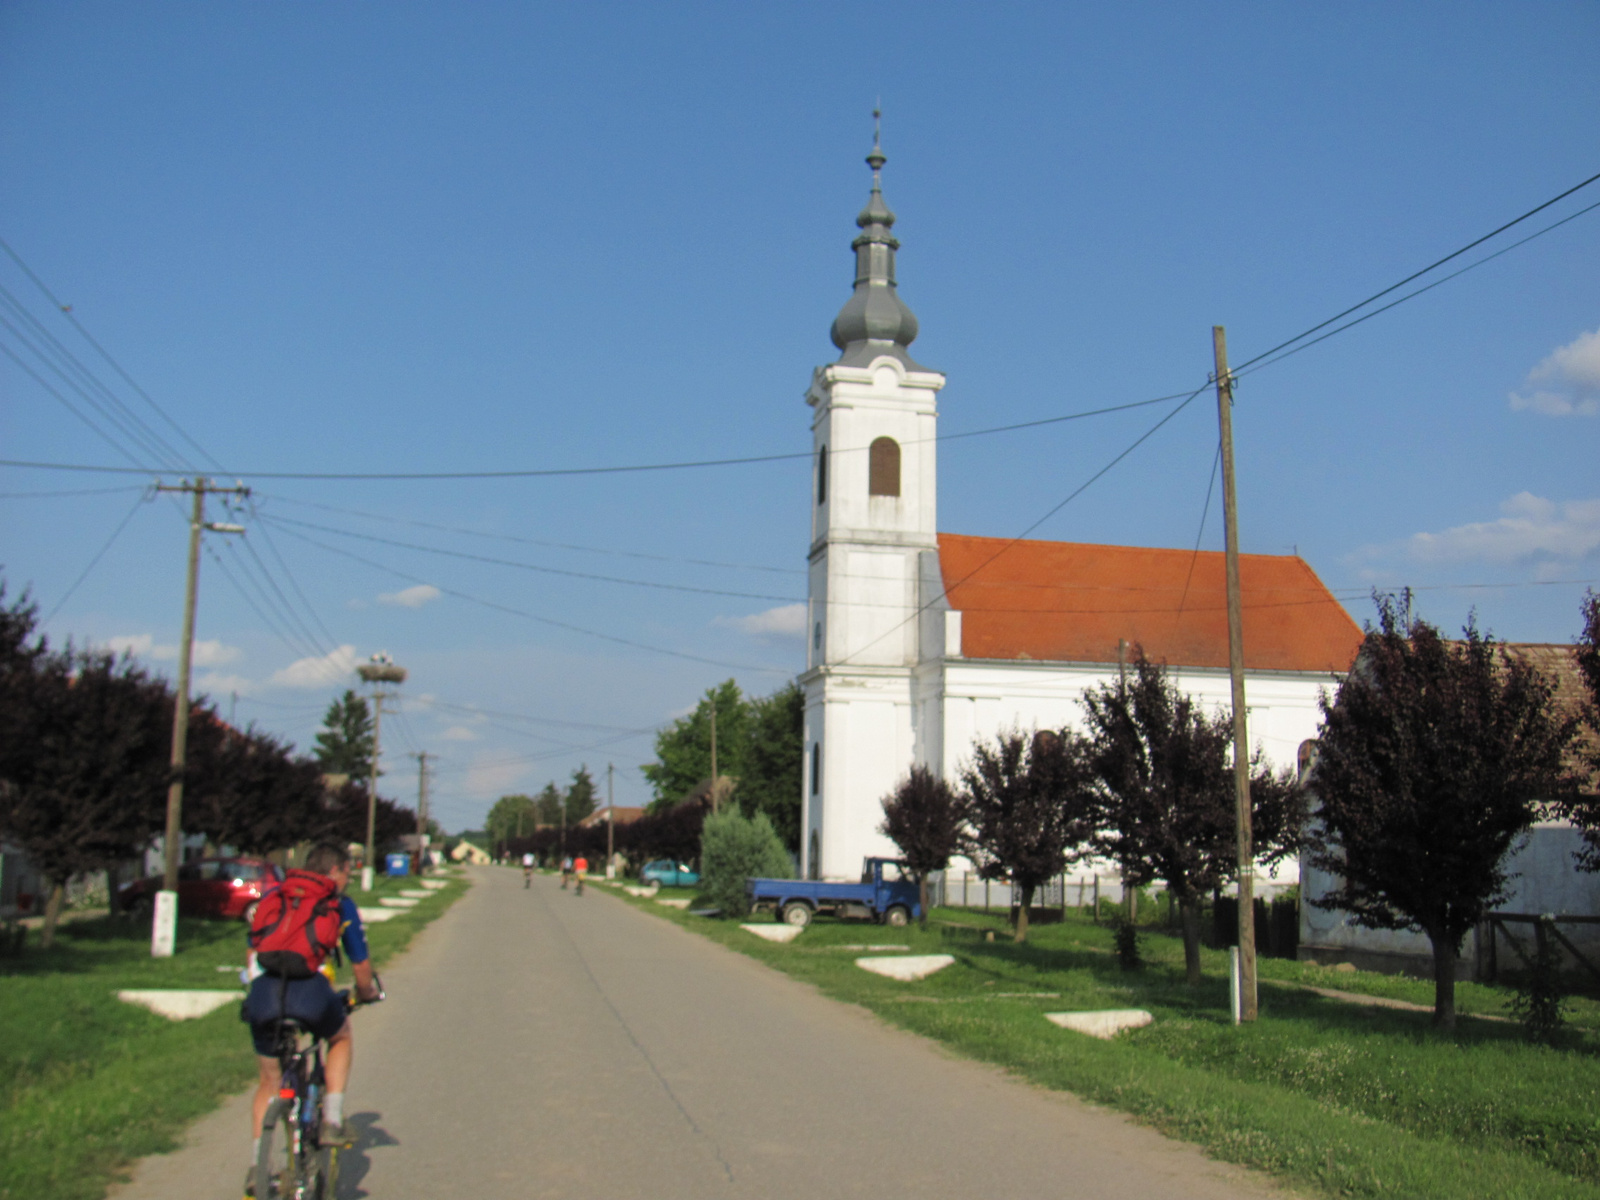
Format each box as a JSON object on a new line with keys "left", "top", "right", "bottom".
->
{"left": 937, "top": 533, "right": 1362, "bottom": 673}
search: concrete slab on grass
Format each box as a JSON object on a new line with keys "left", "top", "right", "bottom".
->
{"left": 118, "top": 990, "right": 241, "bottom": 1020}
{"left": 418, "top": 880, "right": 447, "bottom": 889}
{"left": 379, "top": 897, "right": 419, "bottom": 908}
{"left": 856, "top": 954, "right": 953, "bottom": 981}
{"left": 741, "top": 924, "right": 802, "bottom": 943}
{"left": 1044, "top": 1010, "right": 1153, "bottom": 1039}
{"left": 357, "top": 907, "right": 402, "bottom": 923}
{"left": 656, "top": 898, "right": 691, "bottom": 909}
{"left": 399, "top": 889, "right": 432, "bottom": 898}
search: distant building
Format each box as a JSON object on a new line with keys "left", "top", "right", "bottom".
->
{"left": 578, "top": 805, "right": 645, "bottom": 829}
{"left": 799, "top": 137, "right": 1361, "bottom": 881}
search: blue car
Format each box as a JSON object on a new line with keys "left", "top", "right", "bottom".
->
{"left": 640, "top": 860, "right": 700, "bottom": 887}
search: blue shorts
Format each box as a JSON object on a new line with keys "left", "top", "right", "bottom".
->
{"left": 244, "top": 973, "right": 348, "bottom": 1055}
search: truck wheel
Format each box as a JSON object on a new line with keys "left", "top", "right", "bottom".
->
{"left": 781, "top": 902, "right": 812, "bottom": 928}
{"left": 884, "top": 905, "right": 910, "bottom": 928}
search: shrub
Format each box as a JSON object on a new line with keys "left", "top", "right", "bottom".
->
{"left": 1509, "top": 916, "right": 1568, "bottom": 1044}
{"left": 699, "top": 807, "right": 792, "bottom": 917}
{"left": 1112, "top": 916, "right": 1143, "bottom": 970}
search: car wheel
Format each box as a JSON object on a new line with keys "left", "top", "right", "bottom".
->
{"left": 242, "top": 900, "right": 259, "bottom": 924}
{"left": 781, "top": 902, "right": 812, "bottom": 928}
{"left": 884, "top": 905, "right": 911, "bottom": 928}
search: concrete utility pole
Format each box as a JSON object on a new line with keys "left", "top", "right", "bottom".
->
{"left": 414, "top": 752, "right": 433, "bottom": 873}
{"left": 357, "top": 654, "right": 407, "bottom": 891}
{"left": 606, "top": 763, "right": 615, "bottom": 878}
{"left": 1213, "top": 326, "right": 1257, "bottom": 1022}
{"left": 151, "top": 478, "right": 247, "bottom": 958}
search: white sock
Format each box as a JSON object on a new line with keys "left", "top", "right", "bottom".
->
{"left": 325, "top": 1093, "right": 344, "bottom": 1125}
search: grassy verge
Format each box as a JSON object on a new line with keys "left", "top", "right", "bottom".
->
{"left": 616, "top": 891, "right": 1600, "bottom": 1200}
{"left": 0, "top": 869, "right": 470, "bottom": 1200}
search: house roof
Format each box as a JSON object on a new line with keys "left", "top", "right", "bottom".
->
{"left": 577, "top": 806, "right": 645, "bottom": 828}
{"left": 937, "top": 533, "right": 1363, "bottom": 673}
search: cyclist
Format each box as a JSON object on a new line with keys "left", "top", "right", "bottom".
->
{"left": 560, "top": 854, "right": 573, "bottom": 889}
{"left": 242, "top": 844, "right": 379, "bottom": 1195}
{"left": 573, "top": 853, "right": 589, "bottom": 895}
{"left": 522, "top": 851, "right": 535, "bottom": 887}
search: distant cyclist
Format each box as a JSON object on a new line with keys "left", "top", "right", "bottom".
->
{"left": 560, "top": 855, "right": 573, "bottom": 889}
{"left": 573, "top": 854, "right": 588, "bottom": 896}
{"left": 242, "top": 844, "right": 379, "bottom": 1195}
{"left": 522, "top": 851, "right": 535, "bottom": 888}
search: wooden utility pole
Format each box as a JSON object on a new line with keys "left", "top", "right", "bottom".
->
{"left": 1213, "top": 326, "right": 1257, "bottom": 1022}
{"left": 414, "top": 752, "right": 433, "bottom": 872}
{"left": 152, "top": 478, "right": 247, "bottom": 958}
{"left": 1116, "top": 638, "right": 1135, "bottom": 924}
{"left": 357, "top": 655, "right": 406, "bottom": 891}
{"left": 606, "top": 763, "right": 615, "bottom": 876}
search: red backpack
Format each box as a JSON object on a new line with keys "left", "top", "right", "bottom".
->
{"left": 249, "top": 869, "right": 344, "bottom": 978}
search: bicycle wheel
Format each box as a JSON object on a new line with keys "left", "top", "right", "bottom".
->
{"left": 256, "top": 1098, "right": 297, "bottom": 1199}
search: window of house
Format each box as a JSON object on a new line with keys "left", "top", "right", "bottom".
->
{"left": 816, "top": 445, "right": 828, "bottom": 505}
{"left": 868, "top": 437, "right": 900, "bottom": 497}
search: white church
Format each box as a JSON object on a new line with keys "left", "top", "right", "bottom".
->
{"left": 797, "top": 139, "right": 1362, "bottom": 882}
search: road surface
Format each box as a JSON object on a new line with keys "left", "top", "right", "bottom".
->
{"left": 112, "top": 866, "right": 1289, "bottom": 1199}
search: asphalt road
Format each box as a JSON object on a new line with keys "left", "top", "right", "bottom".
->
{"left": 113, "top": 866, "right": 1289, "bottom": 1200}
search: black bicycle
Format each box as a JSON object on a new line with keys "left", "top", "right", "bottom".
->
{"left": 255, "top": 983, "right": 383, "bottom": 1200}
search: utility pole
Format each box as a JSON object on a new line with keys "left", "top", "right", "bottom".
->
{"left": 356, "top": 654, "right": 407, "bottom": 891}
{"left": 1213, "top": 326, "right": 1257, "bottom": 1022}
{"left": 1117, "top": 638, "right": 1136, "bottom": 924}
{"left": 414, "top": 752, "right": 432, "bottom": 873}
{"left": 151, "top": 478, "right": 247, "bottom": 958}
{"left": 606, "top": 763, "right": 615, "bottom": 878}
{"left": 709, "top": 695, "right": 719, "bottom": 812}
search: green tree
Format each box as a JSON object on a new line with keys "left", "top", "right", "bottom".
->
{"left": 1306, "top": 596, "right": 1578, "bottom": 1030}
{"left": 485, "top": 793, "right": 538, "bottom": 850}
{"left": 566, "top": 765, "right": 598, "bottom": 825}
{"left": 1558, "top": 591, "right": 1600, "bottom": 868}
{"left": 535, "top": 782, "right": 564, "bottom": 826}
{"left": 879, "top": 764, "right": 963, "bottom": 928}
{"left": 642, "top": 679, "right": 749, "bottom": 809}
{"left": 740, "top": 681, "right": 804, "bottom": 852}
{"left": 699, "top": 807, "right": 792, "bottom": 918}
{"left": 313, "top": 690, "right": 374, "bottom": 780}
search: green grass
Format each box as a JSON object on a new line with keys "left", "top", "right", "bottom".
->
{"left": 0, "top": 869, "right": 469, "bottom": 1200}
{"left": 619, "top": 895, "right": 1600, "bottom": 1200}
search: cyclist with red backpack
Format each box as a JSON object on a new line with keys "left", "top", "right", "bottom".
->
{"left": 242, "top": 843, "right": 379, "bottom": 1190}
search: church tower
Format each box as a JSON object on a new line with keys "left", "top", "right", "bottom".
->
{"left": 799, "top": 129, "right": 947, "bottom": 880}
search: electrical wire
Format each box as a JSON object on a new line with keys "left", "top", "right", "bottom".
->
{"left": 43, "top": 491, "right": 150, "bottom": 621}
{"left": 0, "top": 484, "right": 147, "bottom": 499}
{"left": 1173, "top": 441, "right": 1222, "bottom": 629}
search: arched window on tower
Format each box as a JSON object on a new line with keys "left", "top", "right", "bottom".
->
{"left": 816, "top": 445, "right": 828, "bottom": 506}
{"left": 868, "top": 437, "right": 901, "bottom": 497}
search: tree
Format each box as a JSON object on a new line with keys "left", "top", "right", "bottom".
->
{"left": 313, "top": 690, "right": 374, "bottom": 781}
{"left": 185, "top": 720, "right": 328, "bottom": 855}
{"left": 534, "top": 782, "right": 565, "bottom": 827}
{"left": 485, "top": 793, "right": 538, "bottom": 851}
{"left": 1305, "top": 597, "right": 1578, "bottom": 1030}
{"left": 699, "top": 806, "right": 792, "bottom": 918}
{"left": 0, "top": 606, "right": 173, "bottom": 946}
{"left": 642, "top": 679, "right": 749, "bottom": 808}
{"left": 1083, "top": 652, "right": 1301, "bottom": 985}
{"left": 740, "top": 681, "right": 804, "bottom": 852}
{"left": 961, "top": 729, "right": 1099, "bottom": 943}
{"left": 565, "top": 765, "right": 598, "bottom": 825}
{"left": 879, "top": 765, "right": 963, "bottom": 928}
{"left": 1560, "top": 591, "right": 1600, "bottom": 868}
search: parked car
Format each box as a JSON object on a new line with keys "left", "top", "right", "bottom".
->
{"left": 117, "top": 857, "right": 284, "bottom": 921}
{"left": 748, "top": 857, "right": 921, "bottom": 927}
{"left": 640, "top": 860, "right": 700, "bottom": 888}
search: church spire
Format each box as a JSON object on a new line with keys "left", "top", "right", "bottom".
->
{"left": 830, "top": 112, "right": 925, "bottom": 370}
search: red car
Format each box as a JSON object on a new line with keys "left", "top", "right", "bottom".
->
{"left": 117, "top": 856, "right": 284, "bottom": 921}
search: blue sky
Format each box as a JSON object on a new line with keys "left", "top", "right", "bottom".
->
{"left": 3, "top": 2, "right": 1597, "bottom": 832}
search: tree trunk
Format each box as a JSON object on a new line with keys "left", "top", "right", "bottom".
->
{"left": 1429, "top": 932, "right": 1458, "bottom": 1031}
{"left": 1179, "top": 896, "right": 1203, "bottom": 985}
{"left": 917, "top": 875, "right": 929, "bottom": 930}
{"left": 1014, "top": 882, "right": 1034, "bottom": 943}
{"left": 40, "top": 882, "right": 66, "bottom": 950}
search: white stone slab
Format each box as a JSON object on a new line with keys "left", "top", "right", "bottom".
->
{"left": 855, "top": 954, "right": 954, "bottom": 981}
{"left": 379, "top": 897, "right": 419, "bottom": 908}
{"left": 741, "top": 924, "right": 803, "bottom": 943}
{"left": 418, "top": 880, "right": 447, "bottom": 890}
{"left": 1044, "top": 1009, "right": 1154, "bottom": 1039}
{"left": 624, "top": 885, "right": 659, "bottom": 897}
{"left": 655, "top": 898, "right": 691, "bottom": 909}
{"left": 838, "top": 944, "right": 911, "bottom": 951}
{"left": 399, "top": 889, "right": 432, "bottom": 898}
{"left": 118, "top": 989, "right": 240, "bottom": 1021}
{"left": 357, "top": 907, "right": 402, "bottom": 923}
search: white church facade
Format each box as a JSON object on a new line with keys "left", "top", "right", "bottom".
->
{"left": 797, "top": 138, "right": 1363, "bottom": 882}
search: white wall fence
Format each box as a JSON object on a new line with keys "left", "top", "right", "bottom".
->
{"left": 928, "top": 870, "right": 1296, "bottom": 913}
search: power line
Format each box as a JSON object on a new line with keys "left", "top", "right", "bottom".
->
{"left": 1173, "top": 441, "right": 1222, "bottom": 629}
{"left": 0, "top": 484, "right": 147, "bottom": 500}
{"left": 44, "top": 491, "right": 150, "bottom": 621}
{"left": 1232, "top": 169, "right": 1600, "bottom": 375}
{"left": 264, "top": 518, "right": 794, "bottom": 674}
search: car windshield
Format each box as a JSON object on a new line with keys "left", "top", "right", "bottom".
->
{"left": 227, "top": 862, "right": 266, "bottom": 882}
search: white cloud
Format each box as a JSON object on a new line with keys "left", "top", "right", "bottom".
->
{"left": 442, "top": 725, "right": 479, "bottom": 742}
{"left": 1509, "top": 328, "right": 1600, "bottom": 417}
{"left": 465, "top": 759, "right": 526, "bottom": 797}
{"left": 103, "top": 634, "right": 239, "bottom": 667}
{"left": 714, "top": 602, "right": 807, "bottom": 640}
{"left": 197, "top": 672, "right": 254, "bottom": 697}
{"left": 1401, "top": 493, "right": 1600, "bottom": 565}
{"left": 377, "top": 584, "right": 441, "bottom": 608}
{"left": 269, "top": 644, "right": 359, "bottom": 688}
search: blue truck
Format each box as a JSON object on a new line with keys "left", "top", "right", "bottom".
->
{"left": 747, "top": 857, "right": 921, "bottom": 927}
